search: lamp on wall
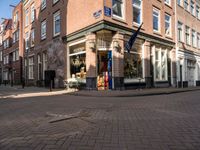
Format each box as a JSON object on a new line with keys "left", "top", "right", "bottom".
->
{"left": 89, "top": 41, "right": 96, "bottom": 51}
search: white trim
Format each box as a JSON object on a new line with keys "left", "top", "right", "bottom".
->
{"left": 68, "top": 39, "right": 86, "bottom": 47}
{"left": 69, "top": 51, "right": 86, "bottom": 57}
{"left": 53, "top": 11, "right": 61, "bottom": 37}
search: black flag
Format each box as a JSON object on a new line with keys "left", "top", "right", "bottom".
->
{"left": 125, "top": 23, "right": 143, "bottom": 53}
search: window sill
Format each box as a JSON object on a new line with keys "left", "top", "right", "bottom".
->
{"left": 165, "top": 35, "right": 173, "bottom": 40}
{"left": 164, "top": 3, "right": 172, "bottom": 9}
{"left": 41, "top": 37, "right": 46, "bottom": 42}
{"left": 112, "top": 16, "right": 126, "bottom": 24}
{"left": 52, "top": 0, "right": 59, "bottom": 6}
{"left": 153, "top": 31, "right": 162, "bottom": 36}
{"left": 53, "top": 33, "right": 60, "bottom": 39}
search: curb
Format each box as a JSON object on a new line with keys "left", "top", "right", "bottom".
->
{"left": 67, "top": 88, "right": 200, "bottom": 97}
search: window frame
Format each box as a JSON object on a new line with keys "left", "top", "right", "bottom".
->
{"left": 112, "top": 0, "right": 125, "bottom": 20}
{"left": 53, "top": 11, "right": 61, "bottom": 37}
{"left": 153, "top": 8, "right": 160, "bottom": 33}
{"left": 41, "top": 20, "right": 47, "bottom": 40}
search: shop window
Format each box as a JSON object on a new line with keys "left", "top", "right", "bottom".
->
{"left": 124, "top": 42, "right": 143, "bottom": 80}
{"left": 70, "top": 54, "right": 86, "bottom": 79}
{"left": 69, "top": 43, "right": 86, "bottom": 81}
{"left": 154, "top": 47, "right": 168, "bottom": 81}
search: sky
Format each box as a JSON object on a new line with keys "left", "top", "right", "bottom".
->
{"left": 0, "top": 0, "right": 20, "bottom": 23}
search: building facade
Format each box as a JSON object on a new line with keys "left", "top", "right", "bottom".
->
{"left": 23, "top": 0, "right": 67, "bottom": 88}
{"left": 0, "top": 2, "right": 23, "bottom": 85}
{"left": 65, "top": 0, "right": 176, "bottom": 90}
{"left": 176, "top": 0, "right": 200, "bottom": 87}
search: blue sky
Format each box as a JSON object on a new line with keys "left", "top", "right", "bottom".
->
{"left": 0, "top": 0, "right": 20, "bottom": 23}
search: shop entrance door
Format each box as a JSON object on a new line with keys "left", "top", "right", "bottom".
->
{"left": 97, "top": 51, "right": 112, "bottom": 90}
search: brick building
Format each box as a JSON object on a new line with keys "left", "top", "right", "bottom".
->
{"left": 176, "top": 0, "right": 200, "bottom": 87}
{"left": 65, "top": 0, "right": 177, "bottom": 90}
{"left": 23, "top": 0, "right": 67, "bottom": 88}
{"left": 0, "top": 2, "right": 23, "bottom": 85}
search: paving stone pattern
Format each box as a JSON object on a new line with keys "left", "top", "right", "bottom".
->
{"left": 0, "top": 89, "right": 200, "bottom": 150}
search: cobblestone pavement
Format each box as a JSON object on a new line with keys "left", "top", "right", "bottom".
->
{"left": 0, "top": 90, "right": 200, "bottom": 150}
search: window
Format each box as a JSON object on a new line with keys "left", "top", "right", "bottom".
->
{"left": 16, "top": 49, "right": 19, "bottom": 60}
{"left": 3, "top": 71, "right": 8, "bottom": 80}
{"left": 165, "top": 0, "right": 171, "bottom": 5}
{"left": 53, "top": 11, "right": 61, "bottom": 36}
{"left": 41, "top": 20, "right": 46, "bottom": 40}
{"left": 25, "top": 32, "right": 29, "bottom": 50}
{"left": 124, "top": 41, "right": 143, "bottom": 79}
{"left": 196, "top": 5, "right": 200, "bottom": 19}
{"left": 177, "top": 0, "right": 181, "bottom": 6}
{"left": 190, "top": 1, "right": 195, "bottom": 15}
{"left": 192, "top": 29, "right": 196, "bottom": 47}
{"left": 41, "top": 0, "right": 46, "bottom": 10}
{"left": 3, "top": 39, "right": 9, "bottom": 49}
{"left": 31, "top": 4, "right": 35, "bottom": 22}
{"left": 0, "top": 51, "right": 2, "bottom": 61}
{"left": 28, "top": 57, "right": 34, "bottom": 79}
{"left": 25, "top": 9, "right": 29, "bottom": 26}
{"left": 197, "top": 33, "right": 200, "bottom": 48}
{"left": 184, "top": 0, "right": 189, "bottom": 11}
{"left": 42, "top": 52, "right": 47, "bottom": 79}
{"left": 13, "top": 11, "right": 18, "bottom": 29}
{"left": 13, "top": 51, "right": 16, "bottom": 62}
{"left": 112, "top": 0, "right": 124, "bottom": 19}
{"left": 132, "top": 0, "right": 142, "bottom": 24}
{"left": 53, "top": 0, "right": 59, "bottom": 4}
{"left": 13, "top": 32, "right": 16, "bottom": 44}
{"left": 154, "top": 47, "right": 168, "bottom": 81}
{"left": 178, "top": 21, "right": 183, "bottom": 42}
{"left": 153, "top": 8, "right": 160, "bottom": 32}
{"left": 3, "top": 55, "right": 9, "bottom": 64}
{"left": 69, "top": 43, "right": 86, "bottom": 80}
{"left": 37, "top": 54, "right": 42, "bottom": 80}
{"left": 165, "top": 14, "right": 171, "bottom": 36}
{"left": 185, "top": 26, "right": 190, "bottom": 45}
{"left": 30, "top": 29, "right": 35, "bottom": 46}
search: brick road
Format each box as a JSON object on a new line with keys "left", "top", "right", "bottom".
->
{"left": 0, "top": 89, "right": 200, "bottom": 150}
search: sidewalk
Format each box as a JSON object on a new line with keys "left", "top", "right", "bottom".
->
{"left": 1, "top": 85, "right": 200, "bottom": 99}
{"left": 69, "top": 87, "right": 200, "bottom": 97}
{"left": 0, "top": 85, "right": 75, "bottom": 99}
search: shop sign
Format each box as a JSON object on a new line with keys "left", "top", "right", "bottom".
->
{"left": 70, "top": 45, "right": 85, "bottom": 54}
{"left": 104, "top": 6, "right": 111, "bottom": 17}
{"left": 93, "top": 10, "right": 102, "bottom": 19}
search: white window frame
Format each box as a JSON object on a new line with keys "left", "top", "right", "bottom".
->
{"left": 197, "top": 33, "right": 200, "bottom": 48}
{"left": 112, "top": 0, "right": 125, "bottom": 20}
{"left": 53, "top": 11, "right": 61, "bottom": 37}
{"left": 25, "top": 9, "right": 29, "bottom": 27}
{"left": 196, "top": 5, "right": 200, "bottom": 19}
{"left": 25, "top": 32, "right": 29, "bottom": 50}
{"left": 132, "top": 0, "right": 142, "bottom": 25}
{"left": 192, "top": 29, "right": 196, "bottom": 47}
{"left": 0, "top": 51, "right": 2, "bottom": 61}
{"left": 165, "top": 0, "right": 171, "bottom": 6}
{"left": 41, "top": 20, "right": 47, "bottom": 40}
{"left": 31, "top": 28, "right": 35, "bottom": 47}
{"left": 153, "top": 8, "right": 160, "bottom": 32}
{"left": 153, "top": 46, "right": 168, "bottom": 81}
{"left": 31, "top": 3, "right": 35, "bottom": 22}
{"left": 53, "top": 0, "right": 59, "bottom": 4}
{"left": 41, "top": 0, "right": 46, "bottom": 10}
{"left": 178, "top": 21, "right": 183, "bottom": 42}
{"left": 16, "top": 49, "right": 19, "bottom": 61}
{"left": 190, "top": 0, "right": 195, "bottom": 16}
{"left": 185, "top": 26, "right": 190, "bottom": 45}
{"left": 184, "top": 0, "right": 189, "bottom": 11}
{"left": 165, "top": 13, "right": 171, "bottom": 36}
{"left": 28, "top": 57, "right": 34, "bottom": 79}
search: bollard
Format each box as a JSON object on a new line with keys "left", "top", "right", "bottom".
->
{"left": 49, "top": 80, "right": 52, "bottom": 92}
